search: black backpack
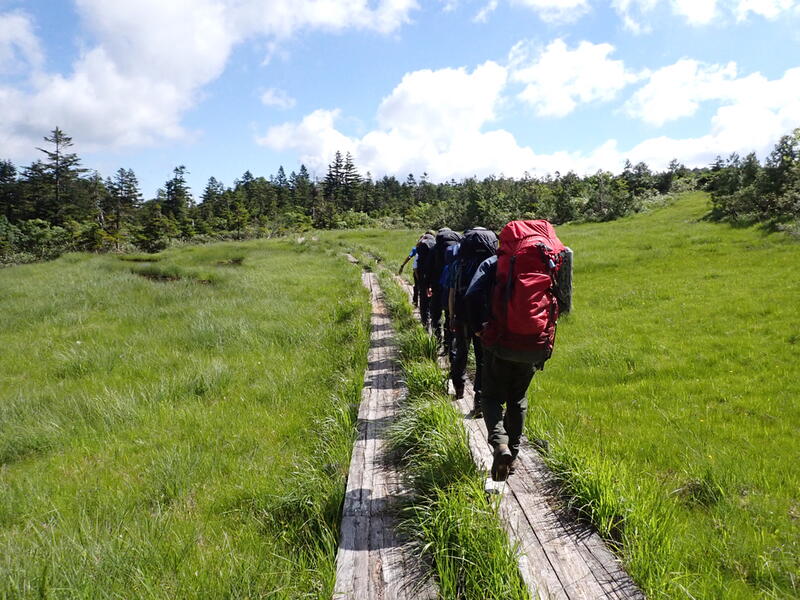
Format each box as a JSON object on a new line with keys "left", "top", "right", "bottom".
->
{"left": 431, "top": 228, "right": 462, "bottom": 282}
{"left": 453, "top": 228, "right": 498, "bottom": 319}
{"left": 415, "top": 234, "right": 436, "bottom": 283}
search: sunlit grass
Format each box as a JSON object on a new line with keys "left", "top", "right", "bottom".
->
{"left": 0, "top": 239, "right": 370, "bottom": 598}
{"left": 329, "top": 194, "right": 800, "bottom": 599}
{"left": 379, "top": 271, "right": 530, "bottom": 600}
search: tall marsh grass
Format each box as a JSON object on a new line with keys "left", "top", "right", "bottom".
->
{"left": 0, "top": 239, "right": 370, "bottom": 598}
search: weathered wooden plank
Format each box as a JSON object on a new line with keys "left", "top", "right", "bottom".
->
{"left": 334, "top": 272, "right": 437, "bottom": 600}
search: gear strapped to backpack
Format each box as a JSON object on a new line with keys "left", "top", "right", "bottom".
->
{"left": 482, "top": 220, "right": 572, "bottom": 365}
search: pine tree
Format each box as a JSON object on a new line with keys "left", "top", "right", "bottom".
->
{"left": 274, "top": 165, "right": 289, "bottom": 210}
{"left": 200, "top": 176, "right": 226, "bottom": 224}
{"left": 0, "top": 160, "right": 17, "bottom": 221}
{"left": 162, "top": 165, "right": 193, "bottom": 227}
{"left": 106, "top": 168, "right": 142, "bottom": 248}
{"left": 342, "top": 152, "right": 362, "bottom": 211}
{"left": 323, "top": 151, "right": 344, "bottom": 207}
{"left": 35, "top": 127, "right": 86, "bottom": 223}
{"left": 290, "top": 164, "right": 314, "bottom": 213}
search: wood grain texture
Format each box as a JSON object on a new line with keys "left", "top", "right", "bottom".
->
{"left": 333, "top": 272, "right": 437, "bottom": 600}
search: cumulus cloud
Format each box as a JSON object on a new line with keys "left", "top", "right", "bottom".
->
{"left": 0, "top": 0, "right": 419, "bottom": 160}
{"left": 258, "top": 62, "right": 533, "bottom": 179}
{"left": 626, "top": 59, "right": 800, "bottom": 135}
{"left": 626, "top": 59, "right": 739, "bottom": 125}
{"left": 256, "top": 48, "right": 800, "bottom": 183}
{"left": 256, "top": 59, "right": 648, "bottom": 179}
{"left": 511, "top": 39, "right": 643, "bottom": 117}
{"left": 0, "top": 11, "right": 43, "bottom": 74}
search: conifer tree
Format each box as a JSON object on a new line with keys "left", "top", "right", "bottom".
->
{"left": 105, "top": 168, "right": 142, "bottom": 248}
{"left": 0, "top": 160, "right": 17, "bottom": 220}
{"left": 162, "top": 166, "right": 193, "bottom": 235}
{"left": 36, "top": 127, "right": 86, "bottom": 223}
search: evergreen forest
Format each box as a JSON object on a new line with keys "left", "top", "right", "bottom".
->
{"left": 1, "top": 127, "right": 798, "bottom": 265}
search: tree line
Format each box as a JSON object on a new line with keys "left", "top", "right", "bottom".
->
{"left": 2, "top": 127, "right": 798, "bottom": 264}
{"left": 704, "top": 129, "right": 800, "bottom": 228}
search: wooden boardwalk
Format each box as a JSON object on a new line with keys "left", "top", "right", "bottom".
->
{"left": 394, "top": 275, "right": 644, "bottom": 600}
{"left": 333, "top": 272, "right": 437, "bottom": 600}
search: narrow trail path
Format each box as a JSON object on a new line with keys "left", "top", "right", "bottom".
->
{"left": 394, "top": 275, "right": 644, "bottom": 600}
{"left": 333, "top": 271, "right": 437, "bottom": 600}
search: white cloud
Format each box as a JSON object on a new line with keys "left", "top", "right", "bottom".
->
{"left": 0, "top": 0, "right": 419, "bottom": 161}
{"left": 511, "top": 0, "right": 590, "bottom": 22}
{"left": 256, "top": 51, "right": 800, "bottom": 183}
{"left": 626, "top": 59, "right": 739, "bottom": 125}
{"left": 471, "top": 0, "right": 589, "bottom": 22}
{"left": 626, "top": 59, "right": 800, "bottom": 136}
{"left": 736, "top": 0, "right": 797, "bottom": 19}
{"left": 614, "top": 0, "right": 797, "bottom": 30}
{"left": 672, "top": 0, "right": 718, "bottom": 23}
{"left": 473, "top": 0, "right": 500, "bottom": 22}
{"left": 0, "top": 11, "right": 44, "bottom": 74}
{"left": 511, "top": 39, "right": 643, "bottom": 117}
{"left": 258, "top": 62, "right": 531, "bottom": 179}
{"left": 260, "top": 87, "right": 296, "bottom": 109}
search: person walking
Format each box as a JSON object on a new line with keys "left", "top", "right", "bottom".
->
{"left": 465, "top": 220, "right": 570, "bottom": 481}
{"left": 428, "top": 227, "right": 461, "bottom": 349}
{"left": 448, "top": 227, "right": 498, "bottom": 415}
{"left": 414, "top": 231, "right": 436, "bottom": 330}
{"left": 398, "top": 237, "right": 422, "bottom": 307}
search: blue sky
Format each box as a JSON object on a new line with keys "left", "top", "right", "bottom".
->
{"left": 1, "top": 0, "right": 798, "bottom": 198}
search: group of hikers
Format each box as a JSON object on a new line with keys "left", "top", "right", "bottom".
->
{"left": 399, "top": 222, "right": 572, "bottom": 482}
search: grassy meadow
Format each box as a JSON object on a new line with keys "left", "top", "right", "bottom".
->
{"left": 325, "top": 192, "right": 800, "bottom": 599}
{"left": 0, "top": 240, "right": 370, "bottom": 598}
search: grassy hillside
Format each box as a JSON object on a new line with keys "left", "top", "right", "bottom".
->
{"left": 0, "top": 241, "right": 369, "bottom": 598}
{"left": 327, "top": 193, "right": 800, "bottom": 599}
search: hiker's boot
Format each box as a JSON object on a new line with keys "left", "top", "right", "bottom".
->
{"left": 469, "top": 391, "right": 482, "bottom": 419}
{"left": 453, "top": 385, "right": 464, "bottom": 400}
{"left": 491, "top": 444, "right": 513, "bottom": 482}
{"left": 508, "top": 460, "right": 517, "bottom": 476}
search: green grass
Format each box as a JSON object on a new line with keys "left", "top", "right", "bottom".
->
{"left": 0, "top": 239, "right": 370, "bottom": 598}
{"left": 329, "top": 194, "right": 800, "bottom": 599}
{"left": 379, "top": 270, "right": 530, "bottom": 600}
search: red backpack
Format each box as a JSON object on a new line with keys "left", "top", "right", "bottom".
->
{"left": 482, "top": 220, "right": 569, "bottom": 363}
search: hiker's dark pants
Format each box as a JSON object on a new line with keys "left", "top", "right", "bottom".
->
{"left": 429, "top": 286, "right": 445, "bottom": 342}
{"left": 418, "top": 280, "right": 431, "bottom": 328}
{"left": 412, "top": 271, "right": 419, "bottom": 306}
{"left": 481, "top": 346, "right": 536, "bottom": 458}
{"left": 450, "top": 321, "right": 483, "bottom": 394}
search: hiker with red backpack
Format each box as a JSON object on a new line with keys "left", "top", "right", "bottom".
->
{"left": 448, "top": 227, "right": 498, "bottom": 416}
{"left": 465, "top": 220, "right": 572, "bottom": 481}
